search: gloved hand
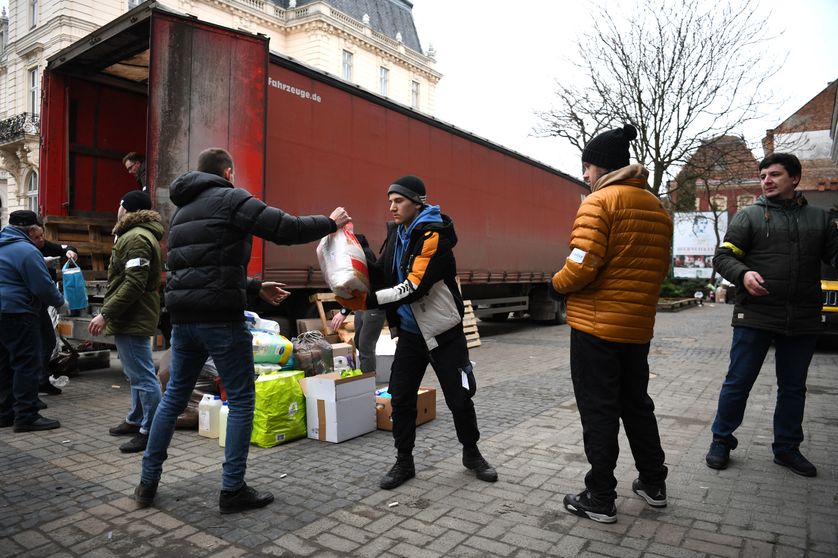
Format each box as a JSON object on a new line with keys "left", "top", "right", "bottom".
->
{"left": 335, "top": 290, "right": 368, "bottom": 311}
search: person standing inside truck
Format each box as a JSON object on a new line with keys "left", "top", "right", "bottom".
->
{"left": 338, "top": 175, "right": 498, "bottom": 490}
{"left": 9, "top": 211, "right": 79, "bottom": 397}
{"left": 0, "top": 219, "right": 66, "bottom": 432}
{"left": 551, "top": 124, "right": 673, "bottom": 524}
{"left": 706, "top": 152, "right": 838, "bottom": 477}
{"left": 123, "top": 152, "right": 148, "bottom": 191}
{"left": 136, "top": 147, "right": 351, "bottom": 514}
{"left": 88, "top": 191, "right": 164, "bottom": 454}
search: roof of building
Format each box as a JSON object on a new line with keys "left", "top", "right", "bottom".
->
{"left": 270, "top": 0, "right": 422, "bottom": 53}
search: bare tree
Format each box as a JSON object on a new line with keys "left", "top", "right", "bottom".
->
{"left": 535, "top": 0, "right": 780, "bottom": 195}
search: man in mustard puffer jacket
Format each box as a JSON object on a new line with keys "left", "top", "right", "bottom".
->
{"left": 552, "top": 124, "right": 673, "bottom": 524}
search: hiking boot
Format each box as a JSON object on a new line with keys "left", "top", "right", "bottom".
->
{"left": 632, "top": 478, "right": 667, "bottom": 508}
{"left": 774, "top": 450, "right": 817, "bottom": 477}
{"left": 705, "top": 440, "right": 731, "bottom": 470}
{"left": 219, "top": 483, "right": 274, "bottom": 514}
{"left": 14, "top": 416, "right": 60, "bottom": 432}
{"left": 134, "top": 479, "right": 158, "bottom": 507}
{"left": 563, "top": 490, "right": 617, "bottom": 524}
{"left": 109, "top": 421, "right": 141, "bottom": 436}
{"left": 463, "top": 446, "right": 498, "bottom": 482}
{"left": 39, "top": 382, "right": 62, "bottom": 395}
{"left": 119, "top": 433, "right": 149, "bottom": 453}
{"left": 379, "top": 453, "right": 416, "bottom": 490}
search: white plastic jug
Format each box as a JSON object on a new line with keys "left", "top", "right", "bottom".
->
{"left": 218, "top": 401, "right": 230, "bottom": 447}
{"left": 198, "top": 394, "right": 222, "bottom": 438}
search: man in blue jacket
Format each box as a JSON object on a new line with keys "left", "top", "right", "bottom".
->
{"left": 0, "top": 220, "right": 66, "bottom": 431}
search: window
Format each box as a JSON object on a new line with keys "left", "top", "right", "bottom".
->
{"left": 30, "top": 0, "right": 38, "bottom": 29}
{"left": 342, "top": 50, "right": 353, "bottom": 81}
{"left": 411, "top": 80, "right": 420, "bottom": 108}
{"left": 379, "top": 67, "right": 389, "bottom": 97}
{"left": 710, "top": 195, "right": 727, "bottom": 212}
{"left": 29, "top": 68, "right": 40, "bottom": 115}
{"left": 128, "top": 0, "right": 143, "bottom": 8}
{"left": 737, "top": 194, "right": 755, "bottom": 209}
{"left": 26, "top": 171, "right": 39, "bottom": 213}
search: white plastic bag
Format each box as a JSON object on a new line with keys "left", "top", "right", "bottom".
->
{"left": 316, "top": 223, "right": 370, "bottom": 298}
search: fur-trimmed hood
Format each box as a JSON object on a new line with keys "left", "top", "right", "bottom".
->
{"left": 112, "top": 209, "right": 164, "bottom": 239}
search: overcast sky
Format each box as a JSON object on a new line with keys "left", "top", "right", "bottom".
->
{"left": 3, "top": 0, "right": 835, "bottom": 179}
{"left": 411, "top": 0, "right": 838, "bottom": 178}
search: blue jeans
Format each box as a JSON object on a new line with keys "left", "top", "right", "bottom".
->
{"left": 115, "top": 335, "right": 161, "bottom": 434}
{"left": 0, "top": 313, "right": 43, "bottom": 424}
{"left": 711, "top": 326, "right": 817, "bottom": 455}
{"left": 141, "top": 322, "right": 255, "bottom": 491}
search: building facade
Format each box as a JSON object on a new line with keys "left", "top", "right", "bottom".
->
{"left": 0, "top": 0, "right": 439, "bottom": 223}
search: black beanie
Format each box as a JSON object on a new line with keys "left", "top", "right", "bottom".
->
{"left": 9, "top": 210, "right": 40, "bottom": 227}
{"left": 120, "top": 190, "right": 152, "bottom": 212}
{"left": 581, "top": 124, "right": 638, "bottom": 170}
{"left": 387, "top": 175, "right": 427, "bottom": 205}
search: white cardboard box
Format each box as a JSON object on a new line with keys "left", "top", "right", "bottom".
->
{"left": 299, "top": 372, "right": 376, "bottom": 443}
{"left": 374, "top": 335, "right": 397, "bottom": 384}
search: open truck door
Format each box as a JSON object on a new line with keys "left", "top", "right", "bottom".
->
{"left": 39, "top": 4, "right": 269, "bottom": 342}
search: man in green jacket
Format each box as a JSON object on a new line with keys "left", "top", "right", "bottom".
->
{"left": 707, "top": 153, "right": 838, "bottom": 476}
{"left": 89, "top": 191, "right": 164, "bottom": 453}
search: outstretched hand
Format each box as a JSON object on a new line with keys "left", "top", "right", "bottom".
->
{"left": 259, "top": 282, "right": 291, "bottom": 306}
{"left": 330, "top": 207, "right": 351, "bottom": 228}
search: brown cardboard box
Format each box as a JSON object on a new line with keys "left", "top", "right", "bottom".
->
{"left": 375, "top": 387, "right": 436, "bottom": 431}
{"left": 296, "top": 318, "right": 325, "bottom": 335}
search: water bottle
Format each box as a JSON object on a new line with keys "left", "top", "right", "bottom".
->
{"left": 50, "top": 375, "right": 70, "bottom": 388}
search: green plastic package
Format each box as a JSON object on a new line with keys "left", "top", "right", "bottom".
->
{"left": 251, "top": 370, "right": 306, "bottom": 448}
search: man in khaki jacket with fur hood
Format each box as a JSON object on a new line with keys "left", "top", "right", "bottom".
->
{"left": 89, "top": 190, "right": 164, "bottom": 454}
{"left": 551, "top": 124, "right": 673, "bottom": 524}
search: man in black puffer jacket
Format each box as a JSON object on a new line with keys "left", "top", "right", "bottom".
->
{"left": 706, "top": 153, "right": 838, "bottom": 478}
{"left": 137, "top": 148, "right": 350, "bottom": 514}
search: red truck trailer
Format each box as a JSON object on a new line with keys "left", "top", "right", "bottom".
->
{"left": 39, "top": 4, "right": 587, "bottom": 333}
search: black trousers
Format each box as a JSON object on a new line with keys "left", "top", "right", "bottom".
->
{"left": 570, "top": 328, "right": 667, "bottom": 502}
{"left": 389, "top": 329, "right": 479, "bottom": 454}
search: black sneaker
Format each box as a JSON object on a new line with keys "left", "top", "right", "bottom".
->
{"left": 39, "top": 382, "right": 62, "bottom": 395}
{"left": 463, "top": 446, "right": 498, "bottom": 482}
{"left": 219, "top": 483, "right": 274, "bottom": 514}
{"left": 632, "top": 478, "right": 667, "bottom": 508}
{"left": 774, "top": 450, "right": 817, "bottom": 477}
{"left": 109, "top": 421, "right": 141, "bottom": 436}
{"left": 563, "top": 490, "right": 617, "bottom": 524}
{"left": 36, "top": 399, "right": 48, "bottom": 411}
{"left": 705, "top": 440, "right": 731, "bottom": 470}
{"left": 119, "top": 433, "right": 149, "bottom": 453}
{"left": 379, "top": 454, "right": 416, "bottom": 490}
{"left": 134, "top": 479, "right": 158, "bottom": 507}
{"left": 0, "top": 416, "right": 13, "bottom": 428}
{"left": 13, "top": 416, "right": 61, "bottom": 432}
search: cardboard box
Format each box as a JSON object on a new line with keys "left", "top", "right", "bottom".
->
{"left": 375, "top": 387, "right": 436, "bottom": 431}
{"left": 374, "top": 335, "right": 397, "bottom": 384}
{"left": 299, "top": 372, "right": 376, "bottom": 443}
{"left": 296, "top": 318, "right": 325, "bottom": 335}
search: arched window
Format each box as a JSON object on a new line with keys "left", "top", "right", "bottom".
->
{"left": 26, "top": 170, "right": 38, "bottom": 212}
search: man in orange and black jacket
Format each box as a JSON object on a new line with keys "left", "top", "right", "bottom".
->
{"left": 340, "top": 175, "right": 497, "bottom": 491}
{"left": 551, "top": 124, "right": 673, "bottom": 524}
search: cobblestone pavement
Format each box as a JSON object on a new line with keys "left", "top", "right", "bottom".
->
{"left": 1, "top": 303, "right": 837, "bottom": 557}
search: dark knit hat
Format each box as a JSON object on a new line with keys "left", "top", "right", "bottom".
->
{"left": 9, "top": 210, "right": 41, "bottom": 227}
{"left": 582, "top": 124, "right": 638, "bottom": 170}
{"left": 387, "top": 175, "right": 427, "bottom": 205}
{"left": 120, "top": 190, "right": 152, "bottom": 212}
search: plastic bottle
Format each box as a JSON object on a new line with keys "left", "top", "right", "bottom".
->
{"left": 198, "top": 394, "right": 222, "bottom": 438}
{"left": 49, "top": 375, "right": 70, "bottom": 388}
{"left": 218, "top": 401, "right": 230, "bottom": 447}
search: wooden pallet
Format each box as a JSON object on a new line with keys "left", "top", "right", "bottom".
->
{"left": 462, "top": 299, "right": 481, "bottom": 349}
{"left": 42, "top": 215, "right": 116, "bottom": 274}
